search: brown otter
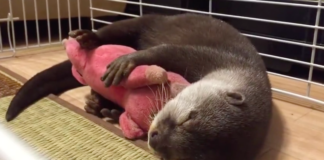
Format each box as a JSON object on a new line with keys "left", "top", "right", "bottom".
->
{"left": 5, "top": 13, "right": 272, "bottom": 160}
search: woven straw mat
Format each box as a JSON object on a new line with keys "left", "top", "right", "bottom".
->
{"left": 0, "top": 70, "right": 157, "bottom": 160}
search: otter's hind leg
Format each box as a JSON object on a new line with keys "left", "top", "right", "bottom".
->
{"left": 68, "top": 15, "right": 160, "bottom": 50}
{"left": 84, "top": 89, "right": 124, "bottom": 122}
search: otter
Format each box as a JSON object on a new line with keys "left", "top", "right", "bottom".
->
{"left": 5, "top": 13, "right": 272, "bottom": 160}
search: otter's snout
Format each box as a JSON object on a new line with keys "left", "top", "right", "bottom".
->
{"left": 149, "top": 127, "right": 176, "bottom": 160}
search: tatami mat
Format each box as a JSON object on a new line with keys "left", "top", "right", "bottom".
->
{"left": 0, "top": 68, "right": 157, "bottom": 160}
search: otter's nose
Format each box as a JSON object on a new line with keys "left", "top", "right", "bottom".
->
{"left": 150, "top": 131, "right": 159, "bottom": 139}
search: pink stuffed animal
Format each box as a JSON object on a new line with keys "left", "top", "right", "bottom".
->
{"left": 63, "top": 37, "right": 190, "bottom": 139}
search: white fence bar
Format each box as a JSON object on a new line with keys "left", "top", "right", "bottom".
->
{"left": 273, "top": 88, "right": 324, "bottom": 105}
{"left": 33, "top": 0, "right": 40, "bottom": 46}
{"left": 46, "top": 0, "right": 51, "bottom": 44}
{"left": 68, "top": 0, "right": 72, "bottom": 31}
{"left": 78, "top": 0, "right": 81, "bottom": 30}
{"left": 90, "top": 0, "right": 94, "bottom": 30}
{"left": 8, "top": 0, "right": 16, "bottom": 51}
{"left": 268, "top": 71, "right": 324, "bottom": 88}
{"left": 139, "top": 0, "right": 143, "bottom": 16}
{"left": 91, "top": 18, "right": 112, "bottom": 25}
{"left": 0, "top": 17, "right": 19, "bottom": 22}
{"left": 90, "top": 7, "right": 140, "bottom": 18}
{"left": 307, "top": 0, "right": 322, "bottom": 96}
{"left": 259, "top": 53, "right": 324, "bottom": 70}
{"left": 242, "top": 33, "right": 324, "bottom": 50}
{"left": 7, "top": 13, "right": 15, "bottom": 54}
{"left": 231, "top": 0, "right": 323, "bottom": 9}
{"left": 22, "top": 0, "right": 29, "bottom": 47}
{"left": 209, "top": 0, "right": 213, "bottom": 16}
{"left": 57, "top": 0, "right": 62, "bottom": 42}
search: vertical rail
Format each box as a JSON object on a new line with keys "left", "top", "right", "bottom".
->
{"left": 0, "top": 26, "right": 3, "bottom": 52}
{"left": 7, "top": 13, "right": 14, "bottom": 53}
{"left": 77, "top": 0, "right": 81, "bottom": 29}
{"left": 8, "top": 0, "right": 16, "bottom": 50}
{"left": 57, "top": 0, "right": 62, "bottom": 41}
{"left": 34, "top": 0, "right": 40, "bottom": 45}
{"left": 22, "top": 0, "right": 29, "bottom": 47}
{"left": 90, "top": 0, "right": 94, "bottom": 30}
{"left": 139, "top": 0, "right": 143, "bottom": 16}
{"left": 46, "top": 0, "right": 51, "bottom": 44}
{"left": 68, "top": 0, "right": 72, "bottom": 31}
{"left": 307, "top": 0, "right": 322, "bottom": 96}
{"left": 209, "top": 0, "right": 212, "bottom": 16}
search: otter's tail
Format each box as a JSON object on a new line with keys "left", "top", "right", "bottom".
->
{"left": 5, "top": 60, "right": 84, "bottom": 121}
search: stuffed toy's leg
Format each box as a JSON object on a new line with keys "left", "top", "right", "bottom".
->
{"left": 120, "top": 65, "right": 168, "bottom": 89}
{"left": 84, "top": 89, "right": 124, "bottom": 121}
{"left": 119, "top": 112, "right": 145, "bottom": 140}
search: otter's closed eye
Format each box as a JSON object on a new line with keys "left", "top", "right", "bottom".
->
{"left": 178, "top": 110, "right": 198, "bottom": 126}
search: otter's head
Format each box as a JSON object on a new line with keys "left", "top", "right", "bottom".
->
{"left": 148, "top": 80, "right": 247, "bottom": 160}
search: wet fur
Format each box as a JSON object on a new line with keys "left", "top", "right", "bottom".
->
{"left": 5, "top": 13, "right": 272, "bottom": 160}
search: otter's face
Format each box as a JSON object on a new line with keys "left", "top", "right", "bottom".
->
{"left": 148, "top": 81, "right": 245, "bottom": 160}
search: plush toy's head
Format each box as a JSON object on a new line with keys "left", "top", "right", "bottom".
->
{"left": 63, "top": 37, "right": 136, "bottom": 71}
{"left": 62, "top": 37, "right": 137, "bottom": 86}
{"left": 62, "top": 38, "right": 87, "bottom": 75}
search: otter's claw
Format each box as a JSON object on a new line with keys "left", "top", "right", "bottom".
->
{"left": 101, "top": 54, "right": 137, "bottom": 87}
{"left": 68, "top": 29, "right": 101, "bottom": 50}
{"left": 84, "top": 93, "right": 122, "bottom": 122}
{"left": 100, "top": 108, "right": 122, "bottom": 122}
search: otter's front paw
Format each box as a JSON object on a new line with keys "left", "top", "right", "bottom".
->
{"left": 68, "top": 29, "right": 101, "bottom": 50}
{"left": 101, "top": 54, "right": 137, "bottom": 87}
{"left": 84, "top": 93, "right": 103, "bottom": 117}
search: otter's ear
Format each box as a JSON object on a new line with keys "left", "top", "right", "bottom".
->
{"left": 225, "top": 91, "right": 245, "bottom": 106}
{"left": 170, "top": 82, "right": 188, "bottom": 98}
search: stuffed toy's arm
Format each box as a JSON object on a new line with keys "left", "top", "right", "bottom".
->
{"left": 63, "top": 37, "right": 168, "bottom": 89}
{"left": 120, "top": 65, "right": 168, "bottom": 89}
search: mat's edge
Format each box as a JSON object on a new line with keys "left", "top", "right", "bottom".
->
{"left": 0, "top": 65, "right": 150, "bottom": 152}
